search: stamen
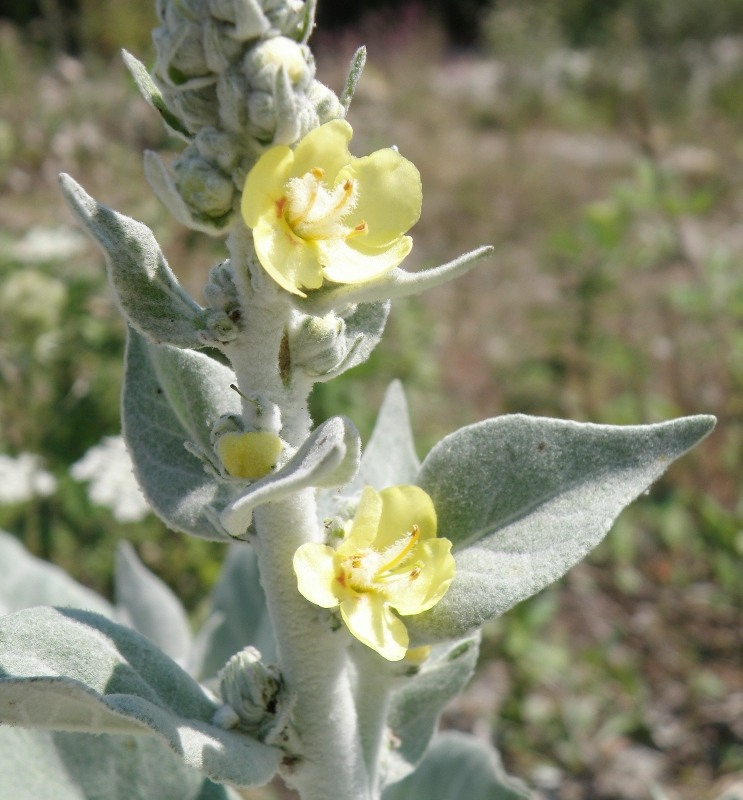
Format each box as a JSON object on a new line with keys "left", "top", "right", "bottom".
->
{"left": 333, "top": 180, "right": 355, "bottom": 214}
{"left": 347, "top": 220, "right": 368, "bottom": 239}
{"left": 377, "top": 525, "right": 420, "bottom": 575}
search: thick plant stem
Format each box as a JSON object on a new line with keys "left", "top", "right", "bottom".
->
{"left": 226, "top": 225, "right": 372, "bottom": 797}
{"left": 225, "top": 224, "right": 313, "bottom": 447}
{"left": 253, "top": 493, "right": 372, "bottom": 800}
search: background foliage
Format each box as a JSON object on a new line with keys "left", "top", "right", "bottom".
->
{"left": 1, "top": 1, "right": 742, "bottom": 798}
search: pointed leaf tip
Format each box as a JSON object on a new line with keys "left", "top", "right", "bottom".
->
{"left": 59, "top": 175, "right": 204, "bottom": 348}
{"left": 408, "top": 413, "right": 715, "bottom": 643}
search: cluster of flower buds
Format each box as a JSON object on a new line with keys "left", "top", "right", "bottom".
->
{"left": 148, "top": 0, "right": 342, "bottom": 228}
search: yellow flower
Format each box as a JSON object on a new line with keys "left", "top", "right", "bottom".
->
{"left": 216, "top": 431, "right": 282, "bottom": 480}
{"left": 241, "top": 119, "right": 422, "bottom": 297}
{"left": 293, "top": 485, "right": 454, "bottom": 661}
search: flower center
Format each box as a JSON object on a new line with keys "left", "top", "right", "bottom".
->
{"left": 341, "top": 525, "right": 420, "bottom": 593}
{"left": 282, "top": 168, "right": 367, "bottom": 242}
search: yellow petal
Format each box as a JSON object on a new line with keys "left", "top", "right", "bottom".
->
{"left": 340, "top": 594, "right": 408, "bottom": 661}
{"left": 338, "top": 486, "right": 383, "bottom": 555}
{"left": 373, "top": 485, "right": 437, "bottom": 551}
{"left": 291, "top": 119, "right": 354, "bottom": 183}
{"left": 338, "top": 148, "right": 422, "bottom": 247}
{"left": 319, "top": 236, "right": 413, "bottom": 285}
{"left": 216, "top": 431, "right": 282, "bottom": 480}
{"left": 293, "top": 543, "right": 341, "bottom": 608}
{"left": 385, "top": 538, "right": 455, "bottom": 615}
{"left": 242, "top": 144, "right": 294, "bottom": 228}
{"left": 404, "top": 645, "right": 431, "bottom": 664}
{"left": 252, "top": 216, "right": 324, "bottom": 297}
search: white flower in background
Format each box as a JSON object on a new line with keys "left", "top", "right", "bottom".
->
{"left": 71, "top": 436, "right": 150, "bottom": 523}
{"left": 11, "top": 225, "right": 88, "bottom": 263}
{"left": 0, "top": 453, "right": 57, "bottom": 505}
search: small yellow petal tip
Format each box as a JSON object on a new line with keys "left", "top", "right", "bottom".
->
{"left": 216, "top": 431, "right": 283, "bottom": 481}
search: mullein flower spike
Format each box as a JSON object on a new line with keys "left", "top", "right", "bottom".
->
{"left": 241, "top": 119, "right": 422, "bottom": 296}
{"left": 293, "top": 485, "right": 455, "bottom": 661}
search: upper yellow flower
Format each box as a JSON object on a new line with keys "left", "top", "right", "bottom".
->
{"left": 241, "top": 120, "right": 422, "bottom": 297}
{"left": 293, "top": 485, "right": 454, "bottom": 661}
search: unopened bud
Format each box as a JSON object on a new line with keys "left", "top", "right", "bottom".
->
{"left": 218, "top": 646, "right": 286, "bottom": 739}
{"left": 193, "top": 127, "right": 241, "bottom": 174}
{"left": 174, "top": 147, "right": 235, "bottom": 220}
{"left": 208, "top": 0, "right": 270, "bottom": 41}
{"left": 291, "top": 313, "right": 349, "bottom": 376}
{"left": 203, "top": 260, "right": 239, "bottom": 309}
{"left": 243, "top": 37, "right": 314, "bottom": 92}
{"left": 203, "top": 309, "right": 239, "bottom": 343}
{"left": 309, "top": 80, "right": 343, "bottom": 125}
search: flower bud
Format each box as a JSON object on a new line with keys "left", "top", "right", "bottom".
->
{"left": 290, "top": 312, "right": 349, "bottom": 376}
{"left": 262, "top": 0, "right": 307, "bottom": 37}
{"left": 193, "top": 127, "right": 241, "bottom": 175}
{"left": 166, "top": 83, "right": 221, "bottom": 136}
{"left": 203, "top": 309, "right": 240, "bottom": 343}
{"left": 208, "top": 0, "right": 270, "bottom": 41}
{"left": 218, "top": 646, "right": 286, "bottom": 739}
{"left": 202, "top": 18, "right": 246, "bottom": 73}
{"left": 203, "top": 260, "right": 239, "bottom": 309}
{"left": 243, "top": 37, "right": 314, "bottom": 93}
{"left": 309, "top": 80, "right": 343, "bottom": 125}
{"left": 153, "top": 17, "right": 209, "bottom": 85}
{"left": 174, "top": 146, "right": 235, "bottom": 220}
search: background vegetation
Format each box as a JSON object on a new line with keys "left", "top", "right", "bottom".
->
{"left": 1, "top": 1, "right": 742, "bottom": 798}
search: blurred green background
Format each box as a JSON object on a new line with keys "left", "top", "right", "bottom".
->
{"left": 1, "top": 1, "right": 742, "bottom": 798}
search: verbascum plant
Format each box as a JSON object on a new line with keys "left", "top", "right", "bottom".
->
{"left": 0, "top": 2, "right": 715, "bottom": 799}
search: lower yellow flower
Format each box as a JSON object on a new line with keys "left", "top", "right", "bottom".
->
{"left": 241, "top": 119, "right": 422, "bottom": 297}
{"left": 293, "top": 485, "right": 454, "bottom": 661}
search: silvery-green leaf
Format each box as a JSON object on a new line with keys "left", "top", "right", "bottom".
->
{"left": 383, "top": 731, "right": 530, "bottom": 800}
{"left": 0, "top": 530, "right": 112, "bottom": 617}
{"left": 355, "top": 380, "right": 420, "bottom": 490}
{"left": 340, "top": 46, "right": 367, "bottom": 114}
{"left": 191, "top": 544, "right": 275, "bottom": 681}
{"left": 121, "top": 49, "right": 192, "bottom": 141}
{"left": 311, "top": 302, "right": 390, "bottom": 382}
{"left": 304, "top": 247, "right": 494, "bottom": 314}
{"left": 0, "top": 727, "right": 239, "bottom": 800}
{"left": 273, "top": 66, "right": 301, "bottom": 145}
{"left": 146, "top": 334, "right": 241, "bottom": 455}
{"left": 383, "top": 635, "right": 480, "bottom": 787}
{"left": 220, "top": 416, "right": 361, "bottom": 537}
{"left": 317, "top": 380, "right": 419, "bottom": 521}
{"left": 0, "top": 607, "right": 280, "bottom": 788}
{"left": 60, "top": 174, "right": 206, "bottom": 347}
{"left": 115, "top": 541, "right": 192, "bottom": 665}
{"left": 123, "top": 327, "right": 238, "bottom": 541}
{"left": 299, "top": 0, "right": 317, "bottom": 44}
{"left": 408, "top": 414, "right": 715, "bottom": 642}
